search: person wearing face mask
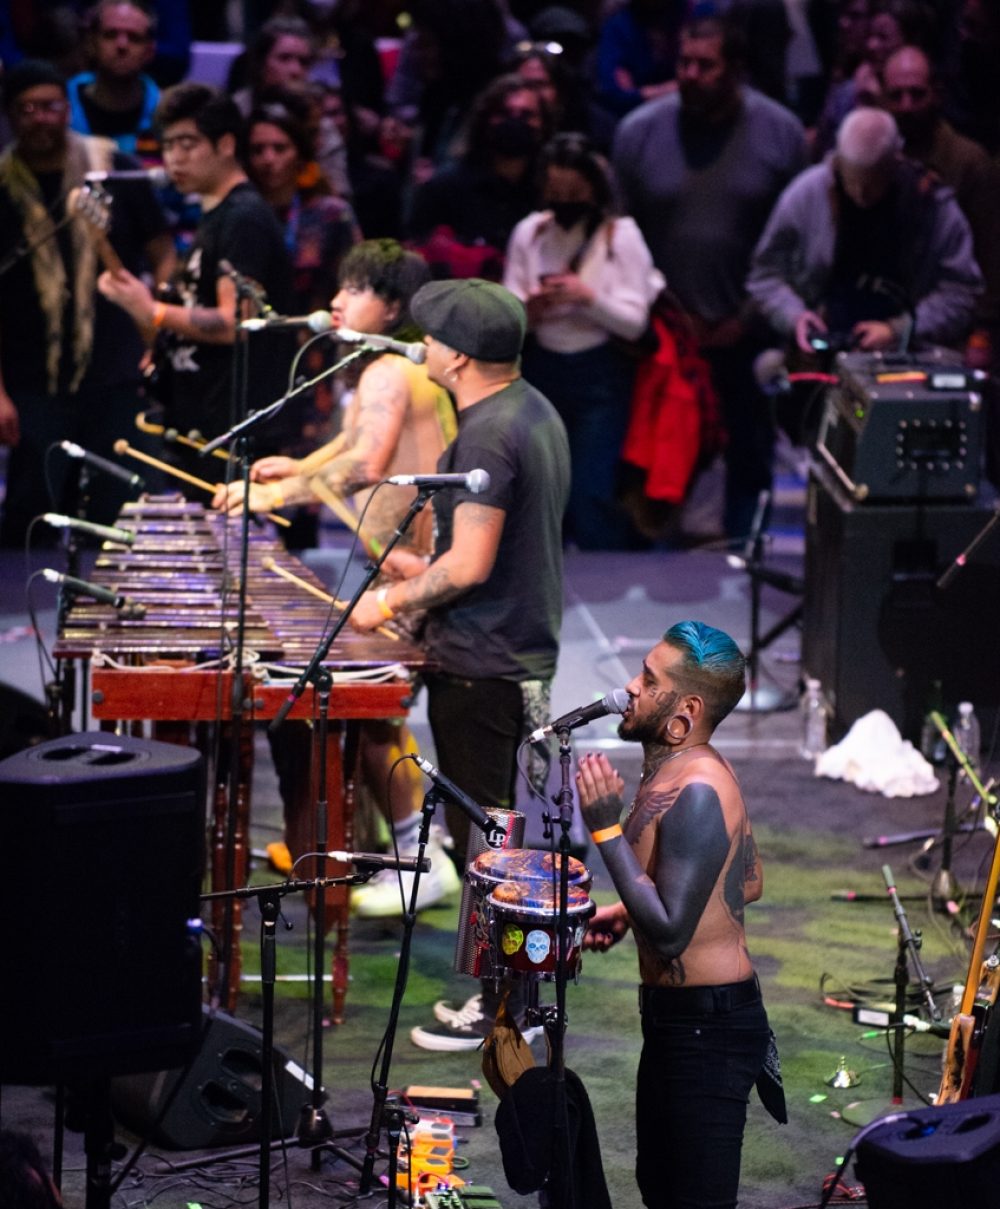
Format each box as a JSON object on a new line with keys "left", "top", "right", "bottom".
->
{"left": 504, "top": 133, "right": 663, "bottom": 548}
{"left": 406, "top": 75, "right": 554, "bottom": 281}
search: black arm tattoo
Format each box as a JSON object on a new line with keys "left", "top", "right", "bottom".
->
{"left": 600, "top": 782, "right": 730, "bottom": 967}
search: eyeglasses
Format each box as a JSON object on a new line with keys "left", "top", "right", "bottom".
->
{"left": 15, "top": 99, "right": 69, "bottom": 117}
{"left": 514, "top": 39, "right": 565, "bottom": 56}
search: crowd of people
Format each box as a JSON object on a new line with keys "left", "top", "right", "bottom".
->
{"left": 2, "top": 0, "right": 996, "bottom": 551}
{"left": 0, "top": 5, "right": 996, "bottom": 1204}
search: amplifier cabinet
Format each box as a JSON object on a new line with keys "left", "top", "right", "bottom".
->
{"left": 816, "top": 351, "right": 985, "bottom": 503}
{"left": 803, "top": 465, "right": 1000, "bottom": 742}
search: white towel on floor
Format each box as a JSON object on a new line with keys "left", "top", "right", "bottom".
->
{"left": 814, "top": 709, "right": 939, "bottom": 797}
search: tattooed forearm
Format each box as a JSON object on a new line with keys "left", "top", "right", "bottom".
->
{"left": 315, "top": 451, "right": 370, "bottom": 495}
{"left": 394, "top": 562, "right": 469, "bottom": 612}
{"left": 187, "top": 307, "right": 232, "bottom": 338}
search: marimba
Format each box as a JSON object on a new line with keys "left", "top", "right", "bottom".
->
{"left": 53, "top": 497, "right": 428, "bottom": 1019}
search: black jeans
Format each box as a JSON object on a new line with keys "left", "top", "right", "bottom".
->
{"left": 425, "top": 671, "right": 527, "bottom": 1021}
{"left": 635, "top": 979, "right": 770, "bottom": 1209}
{"left": 424, "top": 672, "right": 524, "bottom": 858}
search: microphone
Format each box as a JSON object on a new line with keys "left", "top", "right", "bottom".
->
{"left": 411, "top": 754, "right": 491, "bottom": 833}
{"left": 529, "top": 689, "right": 630, "bottom": 744}
{"left": 42, "top": 569, "right": 146, "bottom": 618}
{"left": 753, "top": 349, "right": 791, "bottom": 397}
{"left": 240, "top": 310, "right": 333, "bottom": 333}
{"left": 41, "top": 513, "right": 135, "bottom": 546}
{"left": 59, "top": 441, "right": 145, "bottom": 490}
{"left": 335, "top": 327, "right": 427, "bottom": 364}
{"left": 386, "top": 469, "right": 491, "bottom": 493}
{"left": 84, "top": 167, "right": 169, "bottom": 186}
{"left": 327, "top": 850, "right": 430, "bottom": 874}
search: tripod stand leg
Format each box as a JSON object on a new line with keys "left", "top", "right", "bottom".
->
{"left": 83, "top": 1079, "right": 115, "bottom": 1209}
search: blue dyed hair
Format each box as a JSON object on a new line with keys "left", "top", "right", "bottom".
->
{"left": 663, "top": 620, "right": 746, "bottom": 726}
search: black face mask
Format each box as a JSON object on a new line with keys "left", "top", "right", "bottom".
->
{"left": 546, "top": 200, "right": 595, "bottom": 229}
{"left": 488, "top": 116, "right": 540, "bottom": 157}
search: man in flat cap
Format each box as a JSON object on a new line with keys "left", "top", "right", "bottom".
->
{"left": 351, "top": 277, "right": 571, "bottom": 1050}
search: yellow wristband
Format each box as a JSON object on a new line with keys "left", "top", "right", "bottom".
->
{"left": 590, "top": 823, "right": 622, "bottom": 845}
{"left": 376, "top": 586, "right": 395, "bottom": 620}
{"left": 152, "top": 301, "right": 167, "bottom": 330}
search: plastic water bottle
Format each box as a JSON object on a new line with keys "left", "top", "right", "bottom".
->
{"left": 955, "top": 701, "right": 981, "bottom": 779}
{"left": 800, "top": 678, "right": 828, "bottom": 759}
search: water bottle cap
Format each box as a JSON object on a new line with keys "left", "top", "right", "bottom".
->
{"left": 805, "top": 678, "right": 821, "bottom": 690}
{"left": 958, "top": 701, "right": 973, "bottom": 715}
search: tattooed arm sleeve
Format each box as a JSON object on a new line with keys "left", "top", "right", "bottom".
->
{"left": 599, "top": 782, "right": 731, "bottom": 963}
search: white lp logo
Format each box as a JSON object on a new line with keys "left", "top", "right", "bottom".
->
{"left": 485, "top": 822, "right": 508, "bottom": 849}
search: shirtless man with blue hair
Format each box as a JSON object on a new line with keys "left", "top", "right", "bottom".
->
{"left": 578, "top": 620, "right": 784, "bottom": 1209}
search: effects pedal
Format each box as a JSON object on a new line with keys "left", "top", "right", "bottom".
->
{"left": 424, "top": 1187, "right": 504, "bottom": 1209}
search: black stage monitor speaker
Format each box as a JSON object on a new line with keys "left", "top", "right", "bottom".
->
{"left": 0, "top": 732, "right": 205, "bottom": 1084}
{"left": 111, "top": 1006, "right": 322, "bottom": 1149}
{"left": 0, "top": 679, "right": 49, "bottom": 759}
{"left": 856, "top": 1094, "right": 1000, "bottom": 1207}
{"left": 803, "top": 465, "right": 1000, "bottom": 742}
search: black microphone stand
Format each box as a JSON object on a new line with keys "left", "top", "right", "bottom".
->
{"left": 266, "top": 486, "right": 435, "bottom": 1165}
{"left": 198, "top": 868, "right": 367, "bottom": 1209}
{"left": 550, "top": 729, "right": 575, "bottom": 1071}
{"left": 48, "top": 472, "right": 90, "bottom": 735}
{"left": 733, "top": 490, "right": 800, "bottom": 713}
{"left": 199, "top": 348, "right": 427, "bottom": 1158}
{"left": 199, "top": 347, "right": 370, "bottom": 459}
{"left": 841, "top": 864, "right": 939, "bottom": 1128}
{"left": 355, "top": 783, "right": 448, "bottom": 1202}
{"left": 209, "top": 268, "right": 264, "bottom": 1012}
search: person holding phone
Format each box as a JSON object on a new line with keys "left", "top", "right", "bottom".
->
{"left": 503, "top": 132, "right": 663, "bottom": 549}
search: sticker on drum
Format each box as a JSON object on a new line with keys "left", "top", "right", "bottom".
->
{"left": 488, "top": 881, "right": 595, "bottom": 980}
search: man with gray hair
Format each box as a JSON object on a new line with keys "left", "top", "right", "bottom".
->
{"left": 747, "top": 106, "right": 982, "bottom": 356}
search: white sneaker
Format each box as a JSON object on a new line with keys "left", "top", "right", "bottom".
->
{"left": 351, "top": 825, "right": 461, "bottom": 918}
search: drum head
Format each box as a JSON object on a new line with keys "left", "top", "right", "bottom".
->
{"left": 470, "top": 848, "right": 590, "bottom": 888}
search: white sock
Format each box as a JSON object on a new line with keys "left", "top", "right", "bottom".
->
{"left": 392, "top": 811, "right": 421, "bottom": 853}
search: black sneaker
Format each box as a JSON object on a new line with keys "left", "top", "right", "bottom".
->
{"left": 411, "top": 1007, "right": 543, "bottom": 1052}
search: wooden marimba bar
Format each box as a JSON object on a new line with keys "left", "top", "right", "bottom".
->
{"left": 53, "top": 497, "right": 428, "bottom": 1019}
